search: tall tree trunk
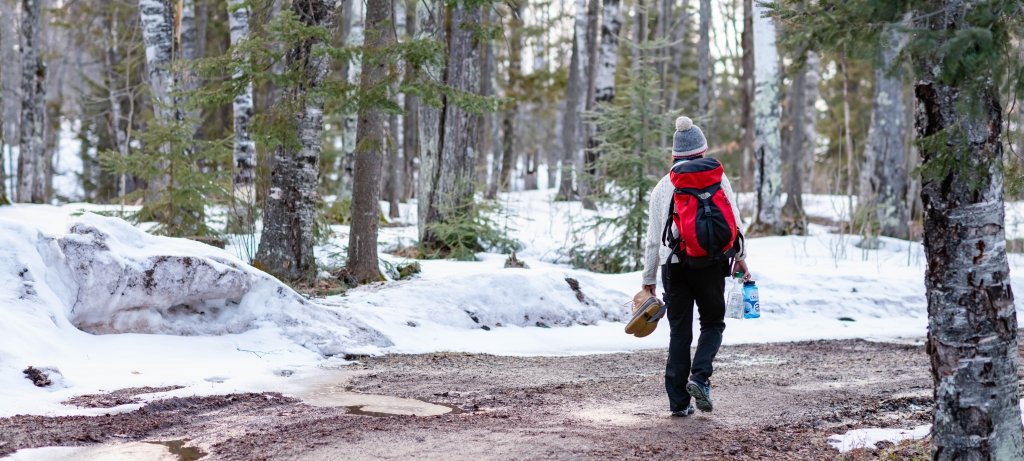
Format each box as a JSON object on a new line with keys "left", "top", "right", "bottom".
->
{"left": 255, "top": 0, "right": 335, "bottom": 282}
{"left": 228, "top": 0, "right": 256, "bottom": 231}
{"left": 178, "top": 0, "right": 201, "bottom": 140}
{"left": 18, "top": 0, "right": 46, "bottom": 203}
{"left": 416, "top": 0, "right": 441, "bottom": 239}
{"left": 337, "top": 0, "right": 359, "bottom": 200}
{"left": 595, "top": 0, "right": 622, "bottom": 104}
{"left": 914, "top": 3, "right": 1024, "bottom": 458}
{"left": 557, "top": 0, "right": 587, "bottom": 201}
{"left": 401, "top": 0, "right": 418, "bottom": 201}
{"left": 857, "top": 22, "right": 908, "bottom": 241}
{"left": 579, "top": 0, "right": 600, "bottom": 210}
{"left": 419, "top": 0, "right": 482, "bottom": 251}
{"left": 780, "top": 42, "right": 813, "bottom": 235}
{"left": 139, "top": 0, "right": 178, "bottom": 200}
{"left": 349, "top": 0, "right": 393, "bottom": 283}
{"left": 750, "top": 0, "right": 781, "bottom": 234}
{"left": 740, "top": 0, "right": 754, "bottom": 191}
{"left": 476, "top": 8, "right": 495, "bottom": 192}
{"left": 492, "top": 0, "right": 523, "bottom": 199}
{"left": 665, "top": 0, "right": 689, "bottom": 114}
{"left": 697, "top": 0, "right": 711, "bottom": 122}
{"left": 0, "top": 24, "right": 5, "bottom": 205}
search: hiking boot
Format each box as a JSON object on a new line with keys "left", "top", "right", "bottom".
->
{"left": 624, "top": 290, "right": 665, "bottom": 337}
{"left": 671, "top": 404, "right": 696, "bottom": 417}
{"left": 686, "top": 379, "right": 713, "bottom": 413}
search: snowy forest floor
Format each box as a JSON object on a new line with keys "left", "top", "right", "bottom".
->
{"left": 0, "top": 337, "right": 947, "bottom": 460}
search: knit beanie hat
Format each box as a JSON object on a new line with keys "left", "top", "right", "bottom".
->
{"left": 672, "top": 116, "right": 708, "bottom": 160}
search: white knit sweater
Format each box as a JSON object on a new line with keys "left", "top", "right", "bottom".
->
{"left": 641, "top": 170, "right": 745, "bottom": 286}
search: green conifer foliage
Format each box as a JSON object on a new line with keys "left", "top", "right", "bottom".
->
{"left": 99, "top": 117, "right": 230, "bottom": 237}
{"left": 571, "top": 48, "right": 669, "bottom": 273}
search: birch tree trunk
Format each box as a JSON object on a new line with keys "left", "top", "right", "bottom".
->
{"left": 348, "top": 0, "right": 393, "bottom": 284}
{"left": 857, "top": 23, "right": 908, "bottom": 241}
{"left": 18, "top": 0, "right": 46, "bottom": 204}
{"left": 750, "top": 1, "right": 781, "bottom": 234}
{"left": 401, "top": 0, "right": 417, "bottom": 201}
{"left": 139, "top": 0, "right": 177, "bottom": 199}
{"left": 697, "top": 0, "right": 711, "bottom": 121}
{"left": 255, "top": 0, "right": 335, "bottom": 282}
{"left": 178, "top": 0, "right": 201, "bottom": 139}
{"left": 557, "top": 0, "right": 587, "bottom": 201}
{"left": 228, "top": 0, "right": 256, "bottom": 230}
{"left": 595, "top": 0, "right": 621, "bottom": 105}
{"left": 914, "top": 4, "right": 1024, "bottom": 457}
{"left": 419, "top": 0, "right": 482, "bottom": 251}
{"left": 491, "top": 0, "right": 523, "bottom": 199}
{"left": 579, "top": 0, "right": 600, "bottom": 210}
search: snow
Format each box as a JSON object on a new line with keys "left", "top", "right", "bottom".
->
{"left": 828, "top": 424, "right": 931, "bottom": 453}
{"left": 1, "top": 188, "right": 1023, "bottom": 419}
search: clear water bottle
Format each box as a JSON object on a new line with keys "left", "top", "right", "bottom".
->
{"left": 743, "top": 280, "right": 760, "bottom": 319}
{"left": 726, "top": 272, "right": 744, "bottom": 319}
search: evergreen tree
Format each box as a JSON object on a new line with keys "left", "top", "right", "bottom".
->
{"left": 573, "top": 48, "right": 668, "bottom": 273}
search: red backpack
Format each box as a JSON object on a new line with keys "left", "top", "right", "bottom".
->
{"left": 661, "top": 157, "right": 739, "bottom": 267}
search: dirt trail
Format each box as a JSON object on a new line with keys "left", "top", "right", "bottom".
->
{"left": 0, "top": 339, "right": 937, "bottom": 460}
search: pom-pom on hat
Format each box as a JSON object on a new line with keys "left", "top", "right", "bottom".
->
{"left": 672, "top": 116, "right": 708, "bottom": 160}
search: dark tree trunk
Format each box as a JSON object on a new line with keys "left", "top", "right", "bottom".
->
{"left": 255, "top": 0, "right": 335, "bottom": 282}
{"left": 557, "top": 0, "right": 586, "bottom": 202}
{"left": 492, "top": 0, "right": 523, "bottom": 199}
{"left": 914, "top": 3, "right": 1024, "bottom": 459}
{"left": 781, "top": 47, "right": 808, "bottom": 234}
{"left": 18, "top": 0, "right": 46, "bottom": 203}
{"left": 348, "top": 0, "right": 393, "bottom": 284}
{"left": 401, "top": 0, "right": 418, "bottom": 201}
{"left": 697, "top": 0, "right": 711, "bottom": 123}
{"left": 419, "top": 0, "right": 482, "bottom": 251}
{"left": 740, "top": 0, "right": 754, "bottom": 191}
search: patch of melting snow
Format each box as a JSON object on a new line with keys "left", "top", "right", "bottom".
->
{"left": 828, "top": 425, "right": 931, "bottom": 453}
{"left": 294, "top": 369, "right": 452, "bottom": 417}
{"left": 5, "top": 442, "right": 181, "bottom": 461}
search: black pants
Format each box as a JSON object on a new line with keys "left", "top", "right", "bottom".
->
{"left": 661, "top": 261, "right": 726, "bottom": 412}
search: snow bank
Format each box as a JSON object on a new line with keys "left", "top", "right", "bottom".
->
{"left": 1, "top": 207, "right": 389, "bottom": 355}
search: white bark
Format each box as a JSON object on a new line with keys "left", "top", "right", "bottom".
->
{"left": 18, "top": 0, "right": 46, "bottom": 203}
{"left": 139, "top": 0, "right": 176, "bottom": 121}
{"left": 594, "top": 0, "right": 621, "bottom": 104}
{"left": 228, "top": 0, "right": 255, "bottom": 228}
{"left": 751, "top": 1, "right": 781, "bottom": 233}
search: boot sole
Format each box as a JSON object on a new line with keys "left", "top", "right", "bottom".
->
{"left": 686, "top": 382, "right": 713, "bottom": 413}
{"left": 624, "top": 298, "right": 664, "bottom": 337}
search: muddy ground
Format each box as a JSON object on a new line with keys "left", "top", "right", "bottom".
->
{"left": 1, "top": 338, "right": 944, "bottom": 460}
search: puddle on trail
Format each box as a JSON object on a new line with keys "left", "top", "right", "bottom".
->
{"left": 146, "top": 440, "right": 207, "bottom": 461}
{"left": 297, "top": 369, "right": 454, "bottom": 417}
{"left": 6, "top": 440, "right": 205, "bottom": 461}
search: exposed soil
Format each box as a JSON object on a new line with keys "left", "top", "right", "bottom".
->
{"left": 0, "top": 339, "right": 941, "bottom": 460}
{"left": 62, "top": 386, "right": 186, "bottom": 409}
